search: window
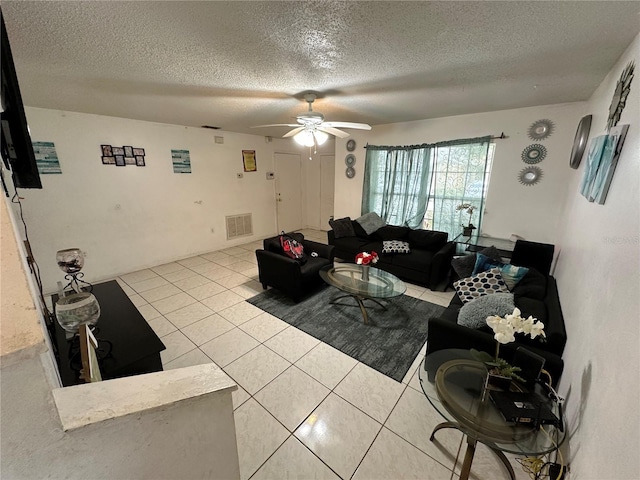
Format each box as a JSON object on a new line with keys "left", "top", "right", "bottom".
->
{"left": 423, "top": 142, "right": 495, "bottom": 237}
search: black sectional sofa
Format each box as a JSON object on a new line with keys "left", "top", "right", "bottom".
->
{"left": 427, "top": 240, "right": 567, "bottom": 385}
{"left": 328, "top": 219, "right": 455, "bottom": 290}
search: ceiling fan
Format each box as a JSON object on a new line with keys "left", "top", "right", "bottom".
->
{"left": 252, "top": 93, "right": 371, "bottom": 147}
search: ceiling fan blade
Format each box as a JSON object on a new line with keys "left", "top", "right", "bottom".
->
{"left": 317, "top": 126, "right": 350, "bottom": 138}
{"left": 283, "top": 126, "right": 306, "bottom": 138}
{"left": 322, "top": 121, "right": 372, "bottom": 130}
{"left": 251, "top": 124, "right": 301, "bottom": 128}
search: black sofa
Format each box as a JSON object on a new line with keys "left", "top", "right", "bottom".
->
{"left": 427, "top": 240, "right": 567, "bottom": 385}
{"left": 256, "top": 232, "right": 335, "bottom": 302}
{"left": 328, "top": 220, "right": 455, "bottom": 290}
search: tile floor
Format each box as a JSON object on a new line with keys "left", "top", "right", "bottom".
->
{"left": 115, "top": 229, "right": 531, "bottom": 480}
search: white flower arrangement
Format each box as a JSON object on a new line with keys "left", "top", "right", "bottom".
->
{"left": 472, "top": 308, "right": 546, "bottom": 382}
{"left": 486, "top": 308, "right": 546, "bottom": 345}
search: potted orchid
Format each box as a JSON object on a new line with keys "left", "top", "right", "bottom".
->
{"left": 355, "top": 251, "right": 378, "bottom": 281}
{"left": 472, "top": 307, "right": 546, "bottom": 389}
{"left": 456, "top": 203, "right": 477, "bottom": 236}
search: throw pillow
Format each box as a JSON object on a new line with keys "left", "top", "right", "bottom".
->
{"left": 451, "top": 245, "right": 502, "bottom": 279}
{"left": 355, "top": 212, "right": 387, "bottom": 235}
{"left": 407, "top": 229, "right": 448, "bottom": 251}
{"left": 382, "top": 240, "right": 411, "bottom": 255}
{"left": 472, "top": 253, "right": 505, "bottom": 275}
{"left": 454, "top": 267, "right": 509, "bottom": 303}
{"left": 329, "top": 217, "right": 356, "bottom": 238}
{"left": 500, "top": 264, "right": 530, "bottom": 290}
{"left": 511, "top": 268, "right": 547, "bottom": 300}
{"left": 457, "top": 292, "right": 515, "bottom": 329}
{"left": 373, "top": 225, "right": 410, "bottom": 241}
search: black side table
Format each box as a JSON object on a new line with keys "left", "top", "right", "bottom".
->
{"left": 51, "top": 280, "right": 166, "bottom": 386}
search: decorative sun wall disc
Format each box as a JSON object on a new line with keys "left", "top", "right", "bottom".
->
{"left": 528, "top": 119, "right": 555, "bottom": 140}
{"left": 521, "top": 144, "right": 547, "bottom": 164}
{"left": 519, "top": 166, "right": 543, "bottom": 186}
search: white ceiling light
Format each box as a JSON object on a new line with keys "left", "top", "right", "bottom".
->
{"left": 294, "top": 128, "right": 328, "bottom": 147}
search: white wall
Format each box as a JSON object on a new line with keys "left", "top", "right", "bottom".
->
{"left": 334, "top": 102, "right": 585, "bottom": 243}
{"left": 554, "top": 34, "right": 639, "bottom": 479}
{"left": 19, "top": 108, "right": 280, "bottom": 293}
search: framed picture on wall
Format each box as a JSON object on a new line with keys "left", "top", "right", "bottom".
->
{"left": 101, "top": 145, "right": 113, "bottom": 156}
{"left": 102, "top": 156, "right": 116, "bottom": 165}
{"left": 124, "top": 157, "right": 136, "bottom": 165}
{"left": 135, "top": 155, "right": 145, "bottom": 166}
{"left": 242, "top": 150, "right": 257, "bottom": 172}
{"left": 123, "top": 146, "right": 134, "bottom": 157}
{"left": 112, "top": 146, "right": 125, "bottom": 156}
{"left": 115, "top": 155, "right": 125, "bottom": 166}
{"left": 132, "top": 147, "right": 145, "bottom": 156}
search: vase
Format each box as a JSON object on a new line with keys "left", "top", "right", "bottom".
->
{"left": 361, "top": 265, "right": 370, "bottom": 281}
{"left": 462, "top": 226, "right": 475, "bottom": 237}
{"left": 55, "top": 292, "right": 101, "bottom": 333}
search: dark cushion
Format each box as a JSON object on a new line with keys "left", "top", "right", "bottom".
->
{"left": 298, "top": 255, "right": 331, "bottom": 278}
{"left": 332, "top": 236, "right": 370, "bottom": 253}
{"left": 515, "top": 297, "right": 548, "bottom": 326}
{"left": 355, "top": 212, "right": 387, "bottom": 235}
{"left": 451, "top": 245, "right": 501, "bottom": 279}
{"left": 329, "top": 217, "right": 356, "bottom": 239}
{"left": 391, "top": 248, "right": 434, "bottom": 270}
{"left": 407, "top": 230, "right": 447, "bottom": 251}
{"left": 352, "top": 220, "right": 370, "bottom": 239}
{"left": 382, "top": 240, "right": 411, "bottom": 255}
{"left": 373, "top": 225, "right": 410, "bottom": 241}
{"left": 512, "top": 268, "right": 547, "bottom": 300}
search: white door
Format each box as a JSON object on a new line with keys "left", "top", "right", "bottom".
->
{"left": 275, "top": 152, "right": 303, "bottom": 233}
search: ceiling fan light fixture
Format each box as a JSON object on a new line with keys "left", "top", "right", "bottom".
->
{"left": 313, "top": 130, "right": 329, "bottom": 145}
{"left": 293, "top": 130, "right": 316, "bottom": 147}
{"left": 293, "top": 128, "right": 329, "bottom": 147}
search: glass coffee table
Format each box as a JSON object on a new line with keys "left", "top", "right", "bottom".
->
{"left": 319, "top": 264, "right": 406, "bottom": 325}
{"left": 418, "top": 349, "right": 565, "bottom": 480}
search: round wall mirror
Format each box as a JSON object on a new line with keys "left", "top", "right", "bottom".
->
{"left": 528, "top": 119, "right": 555, "bottom": 140}
{"left": 521, "top": 144, "right": 547, "bottom": 164}
{"left": 569, "top": 115, "right": 592, "bottom": 169}
{"left": 519, "top": 166, "right": 543, "bottom": 186}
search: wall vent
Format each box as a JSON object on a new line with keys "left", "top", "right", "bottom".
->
{"left": 226, "top": 213, "right": 253, "bottom": 240}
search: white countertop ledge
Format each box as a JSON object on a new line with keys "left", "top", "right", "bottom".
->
{"left": 53, "top": 364, "right": 237, "bottom": 431}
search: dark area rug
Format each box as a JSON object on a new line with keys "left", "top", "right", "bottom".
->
{"left": 247, "top": 285, "right": 445, "bottom": 382}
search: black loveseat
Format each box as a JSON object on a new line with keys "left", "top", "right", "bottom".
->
{"left": 256, "top": 232, "right": 335, "bottom": 302}
{"left": 426, "top": 240, "right": 567, "bottom": 385}
{"left": 328, "top": 219, "right": 455, "bottom": 290}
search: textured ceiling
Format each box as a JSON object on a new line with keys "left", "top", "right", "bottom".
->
{"left": 2, "top": 1, "right": 639, "bottom": 137}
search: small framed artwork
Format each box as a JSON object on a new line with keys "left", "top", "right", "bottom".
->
{"left": 135, "top": 155, "right": 145, "bottom": 166}
{"left": 115, "top": 155, "right": 125, "bottom": 166}
{"left": 124, "top": 157, "right": 136, "bottom": 165}
{"left": 112, "top": 146, "right": 125, "bottom": 156}
{"left": 101, "top": 145, "right": 113, "bottom": 156}
{"left": 242, "top": 150, "right": 257, "bottom": 172}
{"left": 102, "top": 156, "right": 116, "bottom": 165}
{"left": 132, "top": 147, "right": 145, "bottom": 156}
{"left": 123, "top": 146, "right": 134, "bottom": 157}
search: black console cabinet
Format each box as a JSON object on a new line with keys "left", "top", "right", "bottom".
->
{"left": 51, "top": 280, "right": 166, "bottom": 386}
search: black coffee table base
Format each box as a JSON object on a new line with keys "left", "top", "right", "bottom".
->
{"left": 431, "top": 421, "right": 516, "bottom": 480}
{"left": 329, "top": 293, "right": 387, "bottom": 325}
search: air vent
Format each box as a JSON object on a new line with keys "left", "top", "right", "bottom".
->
{"left": 226, "top": 213, "right": 253, "bottom": 240}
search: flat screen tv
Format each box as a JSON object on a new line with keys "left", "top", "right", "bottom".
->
{"left": 1, "top": 9, "right": 42, "bottom": 189}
